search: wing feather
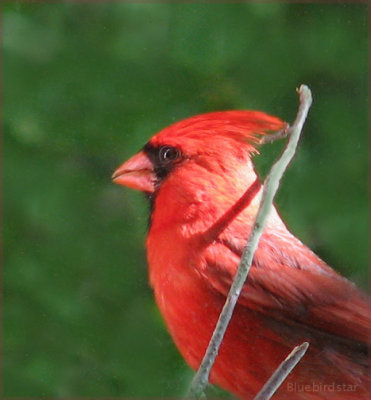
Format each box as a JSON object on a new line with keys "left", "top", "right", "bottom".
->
{"left": 194, "top": 223, "right": 371, "bottom": 346}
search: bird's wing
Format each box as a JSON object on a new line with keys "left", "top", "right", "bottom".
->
{"left": 194, "top": 223, "right": 371, "bottom": 346}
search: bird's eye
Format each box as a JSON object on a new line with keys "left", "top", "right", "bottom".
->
{"left": 158, "top": 146, "right": 180, "bottom": 164}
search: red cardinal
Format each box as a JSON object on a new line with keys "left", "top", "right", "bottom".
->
{"left": 112, "top": 111, "right": 370, "bottom": 399}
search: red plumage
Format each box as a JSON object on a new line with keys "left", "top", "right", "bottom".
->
{"left": 113, "top": 111, "right": 370, "bottom": 399}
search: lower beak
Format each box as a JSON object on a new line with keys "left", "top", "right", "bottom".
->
{"left": 112, "top": 151, "right": 155, "bottom": 193}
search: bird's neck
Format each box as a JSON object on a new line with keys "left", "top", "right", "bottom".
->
{"left": 148, "top": 160, "right": 261, "bottom": 234}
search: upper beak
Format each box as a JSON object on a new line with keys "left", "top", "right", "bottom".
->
{"left": 112, "top": 150, "right": 155, "bottom": 193}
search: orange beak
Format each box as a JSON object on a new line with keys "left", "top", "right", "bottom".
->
{"left": 112, "top": 151, "right": 156, "bottom": 193}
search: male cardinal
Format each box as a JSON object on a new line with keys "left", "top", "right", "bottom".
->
{"left": 112, "top": 111, "right": 370, "bottom": 399}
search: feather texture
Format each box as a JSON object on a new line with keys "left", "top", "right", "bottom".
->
{"left": 113, "top": 111, "right": 370, "bottom": 399}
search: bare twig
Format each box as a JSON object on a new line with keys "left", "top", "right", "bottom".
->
{"left": 258, "top": 124, "right": 290, "bottom": 144}
{"left": 254, "top": 342, "right": 309, "bottom": 400}
{"left": 187, "top": 85, "right": 313, "bottom": 398}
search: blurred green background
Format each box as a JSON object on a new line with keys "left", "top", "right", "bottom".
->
{"left": 3, "top": 2, "right": 367, "bottom": 398}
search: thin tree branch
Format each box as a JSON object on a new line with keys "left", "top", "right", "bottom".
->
{"left": 258, "top": 124, "right": 290, "bottom": 144}
{"left": 187, "top": 85, "right": 313, "bottom": 398}
{"left": 254, "top": 342, "right": 309, "bottom": 400}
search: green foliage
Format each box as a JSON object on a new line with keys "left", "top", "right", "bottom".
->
{"left": 3, "top": 2, "right": 367, "bottom": 397}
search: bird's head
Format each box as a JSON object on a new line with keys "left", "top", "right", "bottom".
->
{"left": 112, "top": 111, "right": 285, "bottom": 195}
